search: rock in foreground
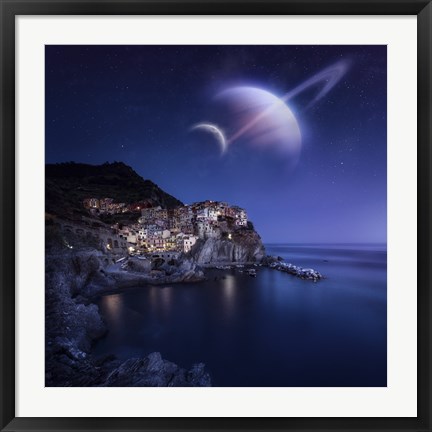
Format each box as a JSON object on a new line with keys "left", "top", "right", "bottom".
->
{"left": 102, "top": 352, "right": 211, "bottom": 387}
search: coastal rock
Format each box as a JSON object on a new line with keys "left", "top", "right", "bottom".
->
{"left": 102, "top": 352, "right": 211, "bottom": 387}
{"left": 102, "top": 263, "right": 205, "bottom": 290}
{"left": 265, "top": 257, "right": 324, "bottom": 281}
{"left": 45, "top": 254, "right": 107, "bottom": 352}
{"left": 124, "top": 257, "right": 152, "bottom": 273}
{"left": 178, "top": 257, "right": 195, "bottom": 272}
{"left": 262, "top": 255, "right": 284, "bottom": 265}
{"left": 191, "top": 229, "right": 265, "bottom": 265}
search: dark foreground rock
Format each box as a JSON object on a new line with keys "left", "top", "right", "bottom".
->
{"left": 102, "top": 353, "right": 210, "bottom": 387}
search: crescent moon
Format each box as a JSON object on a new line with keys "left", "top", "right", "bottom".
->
{"left": 190, "top": 123, "right": 227, "bottom": 154}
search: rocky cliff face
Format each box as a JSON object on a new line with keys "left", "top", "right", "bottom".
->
{"left": 191, "top": 228, "right": 265, "bottom": 265}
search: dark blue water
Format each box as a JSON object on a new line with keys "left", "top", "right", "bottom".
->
{"left": 94, "top": 244, "right": 387, "bottom": 386}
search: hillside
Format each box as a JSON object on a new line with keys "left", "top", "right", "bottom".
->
{"left": 45, "top": 162, "right": 182, "bottom": 221}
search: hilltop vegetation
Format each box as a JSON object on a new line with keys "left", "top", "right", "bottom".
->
{"left": 45, "top": 162, "right": 182, "bottom": 221}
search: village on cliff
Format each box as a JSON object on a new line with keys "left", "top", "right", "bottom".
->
{"left": 82, "top": 198, "right": 249, "bottom": 256}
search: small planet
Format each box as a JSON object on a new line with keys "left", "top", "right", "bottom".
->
{"left": 190, "top": 123, "right": 227, "bottom": 154}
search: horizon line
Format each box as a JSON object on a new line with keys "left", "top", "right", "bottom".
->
{"left": 264, "top": 242, "right": 387, "bottom": 245}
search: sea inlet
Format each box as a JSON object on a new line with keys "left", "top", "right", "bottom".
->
{"left": 93, "top": 244, "right": 387, "bottom": 387}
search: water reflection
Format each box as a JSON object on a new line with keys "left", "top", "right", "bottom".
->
{"left": 160, "top": 287, "right": 173, "bottom": 314}
{"left": 147, "top": 286, "right": 174, "bottom": 320}
{"left": 102, "top": 294, "right": 122, "bottom": 325}
{"left": 222, "top": 274, "right": 237, "bottom": 319}
{"left": 149, "top": 285, "right": 157, "bottom": 305}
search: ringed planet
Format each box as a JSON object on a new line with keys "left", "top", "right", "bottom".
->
{"left": 223, "top": 59, "right": 351, "bottom": 146}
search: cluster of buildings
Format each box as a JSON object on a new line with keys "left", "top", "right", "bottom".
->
{"left": 83, "top": 197, "right": 151, "bottom": 215}
{"left": 83, "top": 199, "right": 248, "bottom": 254}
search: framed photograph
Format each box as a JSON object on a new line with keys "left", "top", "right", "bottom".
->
{"left": 1, "top": 1, "right": 431, "bottom": 431}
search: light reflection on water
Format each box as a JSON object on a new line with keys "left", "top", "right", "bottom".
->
{"left": 222, "top": 274, "right": 236, "bottom": 319}
{"left": 103, "top": 294, "right": 122, "bottom": 325}
{"left": 160, "top": 287, "right": 173, "bottom": 314}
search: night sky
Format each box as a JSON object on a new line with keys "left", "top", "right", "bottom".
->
{"left": 46, "top": 45, "right": 387, "bottom": 244}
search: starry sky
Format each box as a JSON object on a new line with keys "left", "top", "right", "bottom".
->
{"left": 46, "top": 45, "right": 387, "bottom": 244}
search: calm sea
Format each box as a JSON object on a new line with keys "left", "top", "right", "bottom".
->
{"left": 94, "top": 244, "right": 387, "bottom": 386}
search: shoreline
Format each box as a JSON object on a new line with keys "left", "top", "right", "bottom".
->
{"left": 92, "top": 259, "right": 324, "bottom": 301}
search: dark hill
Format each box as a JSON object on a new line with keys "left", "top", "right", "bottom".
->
{"left": 46, "top": 162, "right": 182, "bottom": 220}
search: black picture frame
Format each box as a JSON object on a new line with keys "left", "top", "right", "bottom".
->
{"left": 1, "top": 1, "right": 431, "bottom": 431}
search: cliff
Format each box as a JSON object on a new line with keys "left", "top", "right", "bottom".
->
{"left": 191, "top": 228, "right": 265, "bottom": 266}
